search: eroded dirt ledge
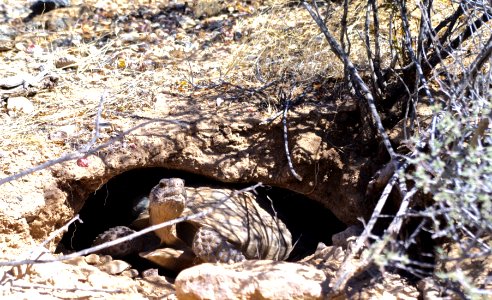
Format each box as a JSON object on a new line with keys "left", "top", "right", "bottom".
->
{"left": 1, "top": 96, "right": 384, "bottom": 251}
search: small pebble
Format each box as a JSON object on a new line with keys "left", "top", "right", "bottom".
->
{"left": 142, "top": 268, "right": 159, "bottom": 278}
{"left": 55, "top": 54, "right": 78, "bottom": 69}
{"left": 63, "top": 256, "right": 87, "bottom": 266}
{"left": 84, "top": 253, "right": 101, "bottom": 265}
{"left": 7, "top": 97, "right": 35, "bottom": 115}
{"left": 98, "top": 259, "right": 131, "bottom": 275}
{"left": 98, "top": 255, "right": 113, "bottom": 264}
{"left": 122, "top": 269, "right": 139, "bottom": 278}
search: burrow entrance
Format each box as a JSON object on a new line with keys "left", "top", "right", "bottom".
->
{"left": 58, "top": 168, "right": 346, "bottom": 274}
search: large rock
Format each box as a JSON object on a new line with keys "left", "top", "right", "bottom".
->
{"left": 175, "top": 260, "right": 328, "bottom": 300}
{"left": 300, "top": 245, "right": 419, "bottom": 299}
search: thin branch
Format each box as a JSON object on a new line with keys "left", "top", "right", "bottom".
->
{"left": 426, "top": 10, "right": 492, "bottom": 72}
{"left": 10, "top": 282, "right": 125, "bottom": 294}
{"left": 0, "top": 183, "right": 262, "bottom": 266}
{"left": 282, "top": 98, "right": 303, "bottom": 181}
{"left": 38, "top": 215, "right": 81, "bottom": 250}
{"left": 387, "top": 187, "right": 418, "bottom": 236}
{"left": 302, "top": 0, "right": 398, "bottom": 163}
{"left": 331, "top": 170, "right": 399, "bottom": 291}
{"left": 82, "top": 92, "right": 107, "bottom": 152}
{"left": 454, "top": 34, "right": 492, "bottom": 99}
{"left": 0, "top": 118, "right": 188, "bottom": 187}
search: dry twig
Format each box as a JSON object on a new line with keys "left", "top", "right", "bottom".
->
{"left": 0, "top": 183, "right": 262, "bottom": 267}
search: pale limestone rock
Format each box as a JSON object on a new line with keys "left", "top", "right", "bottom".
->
{"left": 175, "top": 260, "right": 328, "bottom": 300}
{"left": 84, "top": 253, "right": 101, "bottom": 265}
{"left": 98, "top": 259, "right": 131, "bottom": 275}
{"left": 7, "top": 97, "right": 35, "bottom": 115}
{"left": 300, "top": 245, "right": 418, "bottom": 299}
{"left": 122, "top": 269, "right": 139, "bottom": 278}
{"left": 192, "top": 0, "right": 226, "bottom": 18}
{"left": 63, "top": 256, "right": 87, "bottom": 267}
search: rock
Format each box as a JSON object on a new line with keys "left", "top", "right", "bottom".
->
{"left": 140, "top": 247, "right": 196, "bottom": 273}
{"left": 346, "top": 272, "right": 419, "bottom": 300}
{"left": 154, "top": 94, "right": 170, "bottom": 114}
{"left": 177, "top": 15, "right": 197, "bottom": 30}
{"left": 192, "top": 0, "right": 226, "bottom": 18}
{"left": 98, "top": 259, "right": 131, "bottom": 275}
{"left": 121, "top": 269, "right": 139, "bottom": 278}
{"left": 84, "top": 253, "right": 101, "bottom": 265}
{"left": 55, "top": 55, "right": 78, "bottom": 69}
{"left": 175, "top": 260, "right": 328, "bottom": 300}
{"left": 119, "top": 32, "right": 140, "bottom": 43}
{"left": 332, "top": 225, "right": 363, "bottom": 248}
{"left": 301, "top": 245, "right": 345, "bottom": 279}
{"left": 300, "top": 245, "right": 418, "bottom": 299}
{"left": 142, "top": 268, "right": 159, "bottom": 278}
{"left": 49, "top": 124, "right": 77, "bottom": 144}
{"left": 63, "top": 256, "right": 87, "bottom": 267}
{"left": 7, "top": 97, "right": 35, "bottom": 115}
{"left": 417, "top": 277, "right": 443, "bottom": 300}
{"left": 0, "top": 38, "right": 14, "bottom": 52}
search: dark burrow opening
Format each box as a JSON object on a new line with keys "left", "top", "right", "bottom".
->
{"left": 58, "top": 168, "right": 346, "bottom": 276}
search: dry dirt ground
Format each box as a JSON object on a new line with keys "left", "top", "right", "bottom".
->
{"left": 0, "top": 0, "right": 416, "bottom": 298}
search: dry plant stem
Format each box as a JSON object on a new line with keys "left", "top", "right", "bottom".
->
{"left": 302, "top": 1, "right": 398, "bottom": 163}
{"left": 387, "top": 187, "right": 418, "bottom": 236}
{"left": 364, "top": 0, "right": 384, "bottom": 98}
{"left": 283, "top": 100, "right": 303, "bottom": 181}
{"left": 427, "top": 9, "right": 492, "bottom": 72}
{"left": 260, "top": 110, "right": 284, "bottom": 125}
{"left": 340, "top": 0, "right": 350, "bottom": 82}
{"left": 331, "top": 171, "right": 399, "bottom": 291}
{"left": 432, "top": 2, "right": 464, "bottom": 46}
{"left": 37, "top": 215, "right": 81, "bottom": 251}
{"left": 369, "top": 0, "right": 384, "bottom": 92}
{"left": 10, "top": 282, "right": 124, "bottom": 294}
{"left": 303, "top": 2, "right": 415, "bottom": 291}
{"left": 398, "top": 0, "right": 435, "bottom": 106}
{"left": 364, "top": 3, "right": 380, "bottom": 99}
{"left": 0, "top": 70, "right": 49, "bottom": 89}
{"left": 0, "top": 118, "right": 188, "bottom": 187}
{"left": 333, "top": 185, "right": 417, "bottom": 291}
{"left": 83, "top": 92, "right": 107, "bottom": 152}
{"left": 455, "top": 34, "right": 492, "bottom": 100}
{"left": 0, "top": 183, "right": 262, "bottom": 267}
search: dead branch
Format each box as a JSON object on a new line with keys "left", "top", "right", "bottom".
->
{"left": 0, "top": 183, "right": 262, "bottom": 267}
{"left": 37, "top": 215, "right": 81, "bottom": 251}
{"left": 425, "top": 9, "right": 492, "bottom": 73}
{"left": 0, "top": 117, "right": 189, "bottom": 187}
{"left": 10, "top": 282, "right": 125, "bottom": 294}
{"left": 302, "top": 1, "right": 399, "bottom": 164}
{"left": 281, "top": 95, "right": 303, "bottom": 181}
{"left": 0, "top": 70, "right": 57, "bottom": 98}
{"left": 331, "top": 169, "right": 399, "bottom": 291}
{"left": 454, "top": 34, "right": 492, "bottom": 100}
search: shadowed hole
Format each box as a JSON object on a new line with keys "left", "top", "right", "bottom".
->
{"left": 58, "top": 167, "right": 346, "bottom": 275}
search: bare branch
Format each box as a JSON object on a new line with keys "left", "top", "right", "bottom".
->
{"left": 282, "top": 97, "right": 303, "bottom": 181}
{"left": 0, "top": 183, "right": 262, "bottom": 266}
{"left": 0, "top": 118, "right": 188, "bottom": 187}
{"left": 302, "top": 0, "right": 399, "bottom": 163}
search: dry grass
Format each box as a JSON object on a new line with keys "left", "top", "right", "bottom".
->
{"left": 0, "top": 0, "right": 471, "bottom": 175}
{"left": 225, "top": 0, "right": 414, "bottom": 86}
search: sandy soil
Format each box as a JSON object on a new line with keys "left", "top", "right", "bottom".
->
{"left": 0, "top": 0, "right": 398, "bottom": 298}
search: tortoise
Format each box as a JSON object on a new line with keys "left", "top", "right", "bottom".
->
{"left": 92, "top": 178, "right": 293, "bottom": 271}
